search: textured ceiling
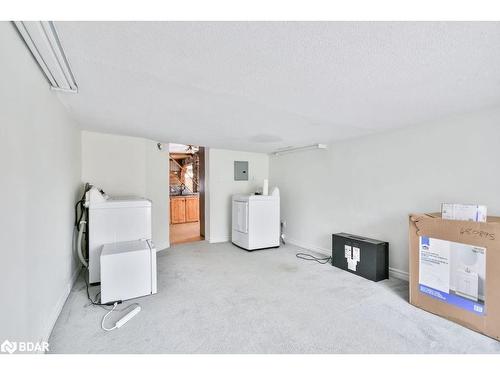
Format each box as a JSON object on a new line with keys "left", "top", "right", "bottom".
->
{"left": 54, "top": 22, "right": 500, "bottom": 152}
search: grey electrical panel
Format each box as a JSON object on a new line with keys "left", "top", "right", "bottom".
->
{"left": 234, "top": 161, "right": 248, "bottom": 181}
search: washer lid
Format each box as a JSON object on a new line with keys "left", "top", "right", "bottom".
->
{"left": 247, "top": 195, "right": 279, "bottom": 201}
{"left": 89, "top": 196, "right": 152, "bottom": 209}
{"left": 232, "top": 194, "right": 279, "bottom": 202}
{"left": 232, "top": 194, "right": 250, "bottom": 202}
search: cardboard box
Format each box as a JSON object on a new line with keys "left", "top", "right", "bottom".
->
{"left": 441, "top": 203, "right": 487, "bottom": 222}
{"left": 409, "top": 213, "right": 500, "bottom": 340}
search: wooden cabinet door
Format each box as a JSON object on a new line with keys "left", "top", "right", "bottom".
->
{"left": 170, "top": 198, "right": 186, "bottom": 224}
{"left": 185, "top": 196, "right": 200, "bottom": 222}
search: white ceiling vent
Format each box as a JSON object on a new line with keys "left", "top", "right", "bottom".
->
{"left": 14, "top": 21, "right": 78, "bottom": 93}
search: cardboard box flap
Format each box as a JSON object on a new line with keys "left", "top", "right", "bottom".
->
{"left": 411, "top": 212, "right": 500, "bottom": 223}
{"left": 410, "top": 214, "right": 500, "bottom": 246}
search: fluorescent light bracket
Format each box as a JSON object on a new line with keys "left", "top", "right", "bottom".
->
{"left": 272, "top": 143, "right": 328, "bottom": 156}
{"left": 14, "top": 21, "right": 78, "bottom": 93}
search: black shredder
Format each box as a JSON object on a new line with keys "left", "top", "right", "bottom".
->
{"left": 332, "top": 233, "right": 389, "bottom": 282}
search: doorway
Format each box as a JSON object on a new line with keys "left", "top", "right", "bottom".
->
{"left": 169, "top": 143, "right": 205, "bottom": 245}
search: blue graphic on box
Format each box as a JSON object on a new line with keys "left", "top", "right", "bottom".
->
{"left": 419, "top": 284, "right": 485, "bottom": 315}
{"left": 421, "top": 236, "right": 430, "bottom": 247}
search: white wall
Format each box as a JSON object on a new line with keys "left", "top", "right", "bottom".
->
{"left": 0, "top": 22, "right": 82, "bottom": 343}
{"left": 207, "top": 148, "right": 269, "bottom": 242}
{"left": 81, "top": 131, "right": 148, "bottom": 195}
{"left": 270, "top": 108, "right": 500, "bottom": 279}
{"left": 81, "top": 131, "right": 170, "bottom": 250}
{"left": 81, "top": 135, "right": 271, "bottom": 248}
{"left": 145, "top": 142, "right": 170, "bottom": 250}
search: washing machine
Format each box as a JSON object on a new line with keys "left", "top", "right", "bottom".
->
{"left": 231, "top": 192, "right": 280, "bottom": 250}
{"left": 86, "top": 188, "right": 152, "bottom": 284}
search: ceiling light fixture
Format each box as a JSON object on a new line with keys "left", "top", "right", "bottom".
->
{"left": 14, "top": 21, "right": 78, "bottom": 93}
{"left": 272, "top": 143, "right": 328, "bottom": 156}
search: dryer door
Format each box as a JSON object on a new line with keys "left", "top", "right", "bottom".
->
{"left": 232, "top": 200, "right": 248, "bottom": 233}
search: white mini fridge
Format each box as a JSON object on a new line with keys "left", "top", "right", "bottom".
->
{"left": 231, "top": 194, "right": 280, "bottom": 250}
{"left": 100, "top": 239, "right": 157, "bottom": 304}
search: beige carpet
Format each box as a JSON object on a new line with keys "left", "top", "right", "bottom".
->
{"left": 48, "top": 242, "right": 500, "bottom": 353}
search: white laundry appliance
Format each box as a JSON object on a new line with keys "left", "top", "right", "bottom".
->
{"left": 100, "top": 239, "right": 157, "bottom": 304}
{"left": 231, "top": 192, "right": 280, "bottom": 250}
{"left": 85, "top": 187, "right": 152, "bottom": 284}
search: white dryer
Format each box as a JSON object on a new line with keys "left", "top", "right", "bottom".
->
{"left": 231, "top": 193, "right": 280, "bottom": 250}
{"left": 86, "top": 188, "right": 152, "bottom": 284}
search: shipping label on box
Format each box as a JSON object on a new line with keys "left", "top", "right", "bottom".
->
{"left": 419, "top": 236, "right": 486, "bottom": 315}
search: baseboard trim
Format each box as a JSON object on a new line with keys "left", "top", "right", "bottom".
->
{"left": 157, "top": 242, "right": 170, "bottom": 252}
{"left": 43, "top": 266, "right": 81, "bottom": 348}
{"left": 209, "top": 236, "right": 229, "bottom": 244}
{"left": 287, "top": 237, "right": 409, "bottom": 282}
{"left": 389, "top": 267, "right": 409, "bottom": 281}
{"left": 286, "top": 237, "right": 331, "bottom": 256}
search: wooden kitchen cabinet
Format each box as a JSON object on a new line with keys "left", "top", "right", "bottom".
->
{"left": 170, "top": 195, "right": 199, "bottom": 224}
{"left": 185, "top": 196, "right": 200, "bottom": 222}
{"left": 170, "top": 197, "right": 186, "bottom": 224}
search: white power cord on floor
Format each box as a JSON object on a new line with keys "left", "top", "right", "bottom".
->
{"left": 101, "top": 302, "right": 119, "bottom": 331}
{"left": 101, "top": 302, "right": 142, "bottom": 332}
